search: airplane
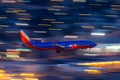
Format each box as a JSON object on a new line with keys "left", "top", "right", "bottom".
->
{"left": 20, "top": 30, "right": 97, "bottom": 53}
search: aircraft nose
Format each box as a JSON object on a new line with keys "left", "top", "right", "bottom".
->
{"left": 92, "top": 43, "right": 97, "bottom": 47}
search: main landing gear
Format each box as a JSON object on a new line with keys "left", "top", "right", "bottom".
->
{"left": 56, "top": 50, "right": 61, "bottom": 53}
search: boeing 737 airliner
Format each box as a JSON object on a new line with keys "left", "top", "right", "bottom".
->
{"left": 20, "top": 30, "right": 97, "bottom": 53}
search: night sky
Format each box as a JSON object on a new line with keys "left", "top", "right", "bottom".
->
{"left": 0, "top": 0, "right": 120, "bottom": 43}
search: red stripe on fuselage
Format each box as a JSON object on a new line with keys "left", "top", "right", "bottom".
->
{"left": 72, "top": 45, "right": 93, "bottom": 49}
{"left": 66, "top": 45, "right": 93, "bottom": 51}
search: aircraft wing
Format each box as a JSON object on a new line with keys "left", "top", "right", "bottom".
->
{"left": 54, "top": 44, "right": 65, "bottom": 49}
{"left": 54, "top": 44, "right": 65, "bottom": 53}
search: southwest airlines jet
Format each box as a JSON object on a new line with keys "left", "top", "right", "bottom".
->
{"left": 20, "top": 30, "right": 97, "bottom": 53}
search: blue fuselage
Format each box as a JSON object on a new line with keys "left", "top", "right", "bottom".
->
{"left": 30, "top": 40, "right": 97, "bottom": 50}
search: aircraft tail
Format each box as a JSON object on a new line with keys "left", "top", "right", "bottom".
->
{"left": 20, "top": 30, "right": 44, "bottom": 44}
{"left": 19, "top": 30, "right": 31, "bottom": 45}
{"left": 19, "top": 30, "right": 45, "bottom": 50}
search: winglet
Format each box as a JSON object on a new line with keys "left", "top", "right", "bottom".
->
{"left": 20, "top": 30, "right": 30, "bottom": 44}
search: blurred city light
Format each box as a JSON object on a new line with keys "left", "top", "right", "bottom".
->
{"left": 91, "top": 32, "right": 106, "bottom": 36}
{"left": 64, "top": 35, "right": 79, "bottom": 38}
{"left": 15, "top": 23, "right": 29, "bottom": 26}
{"left": 84, "top": 69, "right": 102, "bottom": 75}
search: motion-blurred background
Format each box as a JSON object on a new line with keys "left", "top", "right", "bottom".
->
{"left": 0, "top": 0, "right": 120, "bottom": 80}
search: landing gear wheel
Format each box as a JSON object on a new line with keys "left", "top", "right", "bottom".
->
{"left": 56, "top": 50, "right": 61, "bottom": 53}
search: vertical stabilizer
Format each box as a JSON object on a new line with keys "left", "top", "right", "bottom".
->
{"left": 20, "top": 30, "right": 31, "bottom": 45}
